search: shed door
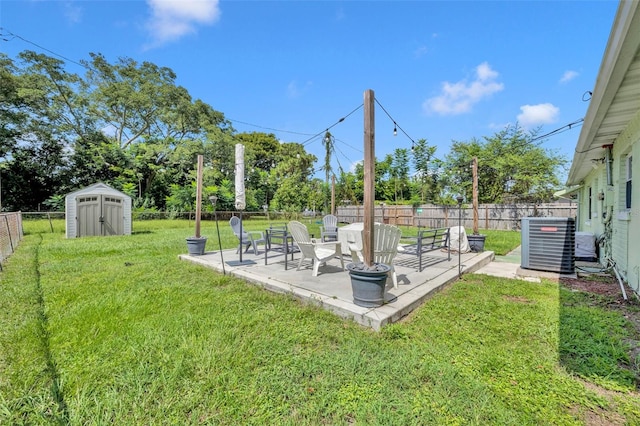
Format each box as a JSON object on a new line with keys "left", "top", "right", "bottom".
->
{"left": 76, "top": 195, "right": 124, "bottom": 237}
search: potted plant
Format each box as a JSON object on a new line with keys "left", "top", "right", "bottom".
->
{"left": 467, "top": 156, "right": 486, "bottom": 252}
{"left": 186, "top": 155, "right": 207, "bottom": 255}
{"left": 347, "top": 261, "right": 391, "bottom": 307}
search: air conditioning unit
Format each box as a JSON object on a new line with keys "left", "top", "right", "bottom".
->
{"left": 575, "top": 232, "right": 597, "bottom": 262}
{"left": 521, "top": 217, "right": 575, "bottom": 274}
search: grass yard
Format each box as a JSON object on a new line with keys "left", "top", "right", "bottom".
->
{"left": 1, "top": 218, "right": 639, "bottom": 425}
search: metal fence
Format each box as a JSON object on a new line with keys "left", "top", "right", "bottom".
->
{"left": 336, "top": 203, "right": 577, "bottom": 231}
{"left": 20, "top": 203, "right": 577, "bottom": 233}
{"left": 0, "top": 212, "right": 23, "bottom": 268}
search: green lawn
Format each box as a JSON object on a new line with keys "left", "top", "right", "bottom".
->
{"left": 1, "top": 219, "right": 638, "bottom": 425}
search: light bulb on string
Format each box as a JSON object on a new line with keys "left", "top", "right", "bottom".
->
{"left": 393, "top": 123, "right": 397, "bottom": 136}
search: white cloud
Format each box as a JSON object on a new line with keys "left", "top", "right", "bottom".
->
{"left": 489, "top": 122, "right": 512, "bottom": 131}
{"left": 64, "top": 1, "right": 82, "bottom": 24}
{"left": 350, "top": 160, "right": 363, "bottom": 173}
{"left": 423, "top": 62, "right": 504, "bottom": 115}
{"left": 414, "top": 45, "right": 428, "bottom": 58}
{"left": 559, "top": 70, "right": 579, "bottom": 83}
{"left": 517, "top": 103, "right": 559, "bottom": 127}
{"left": 145, "top": 0, "right": 220, "bottom": 47}
{"left": 287, "top": 80, "right": 313, "bottom": 99}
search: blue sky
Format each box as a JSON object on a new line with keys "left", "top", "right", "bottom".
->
{"left": 0, "top": 0, "right": 620, "bottom": 182}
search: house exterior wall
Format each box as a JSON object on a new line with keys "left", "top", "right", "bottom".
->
{"left": 578, "top": 109, "right": 640, "bottom": 293}
{"left": 576, "top": 171, "right": 605, "bottom": 235}
{"left": 613, "top": 109, "right": 640, "bottom": 293}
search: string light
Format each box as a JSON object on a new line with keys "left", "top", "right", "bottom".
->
{"left": 301, "top": 104, "right": 363, "bottom": 146}
{"left": 227, "top": 118, "right": 315, "bottom": 137}
{"left": 374, "top": 97, "right": 416, "bottom": 149}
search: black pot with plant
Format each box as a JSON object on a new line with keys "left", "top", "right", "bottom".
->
{"left": 347, "top": 262, "right": 391, "bottom": 307}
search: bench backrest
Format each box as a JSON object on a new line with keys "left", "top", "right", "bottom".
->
{"left": 419, "top": 227, "right": 450, "bottom": 249}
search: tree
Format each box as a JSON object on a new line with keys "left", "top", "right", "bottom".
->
{"left": 391, "top": 148, "right": 410, "bottom": 202}
{"left": 82, "top": 53, "right": 229, "bottom": 150}
{"left": 411, "top": 138, "right": 437, "bottom": 203}
{"left": 0, "top": 52, "right": 82, "bottom": 210}
{"left": 270, "top": 142, "right": 317, "bottom": 212}
{"left": 235, "top": 132, "right": 280, "bottom": 208}
{"left": 444, "top": 124, "right": 567, "bottom": 204}
{"left": 0, "top": 54, "right": 28, "bottom": 157}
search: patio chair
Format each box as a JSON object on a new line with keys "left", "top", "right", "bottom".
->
{"left": 229, "top": 216, "right": 266, "bottom": 255}
{"left": 320, "top": 214, "right": 339, "bottom": 242}
{"left": 349, "top": 223, "right": 402, "bottom": 288}
{"left": 288, "top": 220, "right": 344, "bottom": 276}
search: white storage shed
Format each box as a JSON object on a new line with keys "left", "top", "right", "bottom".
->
{"left": 65, "top": 183, "right": 132, "bottom": 238}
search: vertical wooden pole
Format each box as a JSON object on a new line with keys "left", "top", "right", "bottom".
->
{"left": 472, "top": 156, "right": 479, "bottom": 235}
{"left": 331, "top": 174, "right": 336, "bottom": 215}
{"left": 363, "top": 89, "right": 375, "bottom": 267}
{"left": 195, "top": 154, "right": 204, "bottom": 238}
{"left": 485, "top": 205, "right": 489, "bottom": 229}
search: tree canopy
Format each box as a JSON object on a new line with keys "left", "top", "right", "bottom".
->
{"left": 0, "top": 50, "right": 568, "bottom": 213}
{"left": 444, "top": 125, "right": 567, "bottom": 204}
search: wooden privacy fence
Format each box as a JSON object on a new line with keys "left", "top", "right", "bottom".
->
{"left": 336, "top": 203, "right": 577, "bottom": 231}
{"left": 0, "top": 212, "right": 23, "bottom": 268}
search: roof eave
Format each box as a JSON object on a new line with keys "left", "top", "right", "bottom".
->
{"left": 567, "top": 0, "right": 640, "bottom": 186}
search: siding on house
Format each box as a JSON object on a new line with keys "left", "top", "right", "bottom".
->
{"left": 610, "top": 109, "right": 639, "bottom": 291}
{"left": 575, "top": 103, "right": 640, "bottom": 292}
{"left": 566, "top": 0, "right": 640, "bottom": 295}
{"left": 615, "top": 109, "right": 640, "bottom": 292}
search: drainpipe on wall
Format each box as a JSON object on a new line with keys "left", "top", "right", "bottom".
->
{"left": 604, "top": 144, "right": 614, "bottom": 186}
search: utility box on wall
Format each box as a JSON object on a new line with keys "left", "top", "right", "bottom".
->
{"left": 521, "top": 217, "right": 575, "bottom": 274}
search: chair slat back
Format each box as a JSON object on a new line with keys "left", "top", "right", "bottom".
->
{"left": 322, "top": 214, "right": 338, "bottom": 231}
{"left": 288, "top": 220, "right": 311, "bottom": 244}
{"left": 229, "top": 216, "right": 244, "bottom": 237}
{"left": 373, "top": 223, "right": 402, "bottom": 265}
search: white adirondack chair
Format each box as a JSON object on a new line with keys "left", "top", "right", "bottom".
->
{"left": 288, "top": 220, "right": 344, "bottom": 276}
{"left": 229, "top": 216, "right": 266, "bottom": 255}
{"left": 349, "top": 223, "right": 402, "bottom": 288}
{"left": 320, "top": 214, "right": 339, "bottom": 242}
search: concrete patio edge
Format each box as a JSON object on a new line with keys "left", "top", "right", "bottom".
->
{"left": 179, "top": 249, "right": 495, "bottom": 330}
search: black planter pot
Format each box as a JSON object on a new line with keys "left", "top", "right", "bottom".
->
{"left": 467, "top": 234, "right": 486, "bottom": 252}
{"left": 186, "top": 237, "right": 207, "bottom": 256}
{"left": 347, "top": 262, "right": 391, "bottom": 308}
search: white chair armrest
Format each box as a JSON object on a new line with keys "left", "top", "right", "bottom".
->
{"left": 315, "top": 241, "right": 340, "bottom": 250}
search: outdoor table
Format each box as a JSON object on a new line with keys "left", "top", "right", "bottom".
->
{"left": 265, "top": 226, "right": 297, "bottom": 269}
{"left": 337, "top": 222, "right": 363, "bottom": 256}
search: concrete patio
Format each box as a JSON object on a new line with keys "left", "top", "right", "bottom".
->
{"left": 179, "top": 245, "right": 495, "bottom": 330}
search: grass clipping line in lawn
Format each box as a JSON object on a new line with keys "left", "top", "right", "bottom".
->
{"left": 0, "top": 219, "right": 638, "bottom": 425}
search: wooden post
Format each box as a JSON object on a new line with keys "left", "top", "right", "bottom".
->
{"left": 485, "top": 205, "right": 489, "bottom": 229}
{"left": 331, "top": 174, "right": 336, "bottom": 215}
{"left": 472, "top": 156, "right": 479, "bottom": 234}
{"left": 195, "top": 154, "right": 204, "bottom": 238}
{"left": 363, "top": 89, "right": 375, "bottom": 267}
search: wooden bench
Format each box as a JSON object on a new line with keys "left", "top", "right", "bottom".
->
{"left": 399, "top": 227, "right": 450, "bottom": 272}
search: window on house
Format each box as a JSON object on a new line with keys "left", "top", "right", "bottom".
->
{"left": 588, "top": 186, "right": 592, "bottom": 219}
{"left": 626, "top": 155, "right": 632, "bottom": 209}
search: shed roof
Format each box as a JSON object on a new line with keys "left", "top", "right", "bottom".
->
{"left": 66, "top": 182, "right": 130, "bottom": 199}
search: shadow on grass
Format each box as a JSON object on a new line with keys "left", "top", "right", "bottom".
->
{"left": 558, "top": 277, "right": 640, "bottom": 391}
